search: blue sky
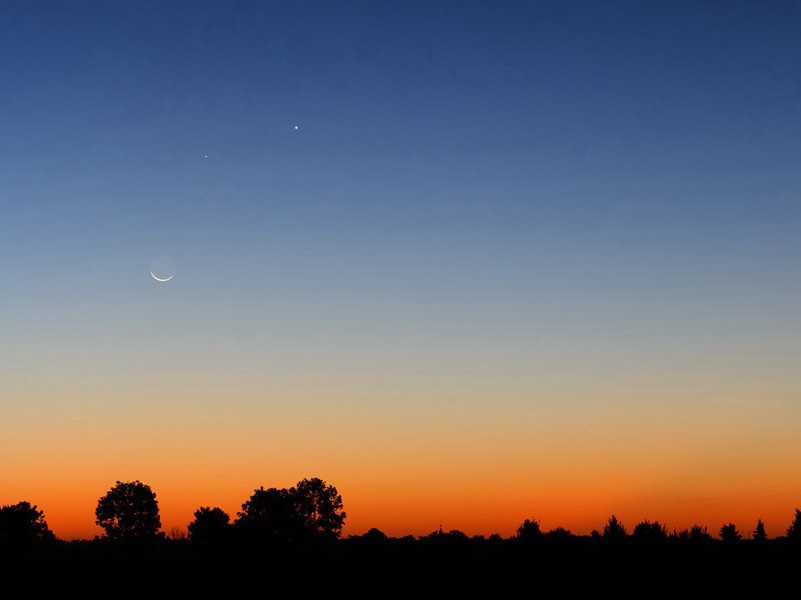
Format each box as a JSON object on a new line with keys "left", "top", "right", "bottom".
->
{"left": 3, "top": 0, "right": 801, "bottom": 380}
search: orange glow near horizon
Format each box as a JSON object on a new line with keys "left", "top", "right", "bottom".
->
{"left": 3, "top": 379, "right": 801, "bottom": 541}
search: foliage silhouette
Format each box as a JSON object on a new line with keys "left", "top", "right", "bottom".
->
{"left": 632, "top": 520, "right": 667, "bottom": 543}
{"left": 0, "top": 502, "right": 55, "bottom": 547}
{"left": 516, "top": 518, "right": 543, "bottom": 542}
{"left": 360, "top": 528, "right": 388, "bottom": 543}
{"left": 234, "top": 478, "right": 345, "bottom": 545}
{"left": 235, "top": 486, "right": 302, "bottom": 545}
{"left": 292, "top": 477, "right": 346, "bottom": 542}
{"left": 545, "top": 527, "right": 572, "bottom": 541}
{"left": 188, "top": 507, "right": 230, "bottom": 545}
{"left": 689, "top": 525, "right": 712, "bottom": 543}
{"left": 787, "top": 508, "right": 801, "bottom": 542}
{"left": 753, "top": 520, "right": 767, "bottom": 542}
{"left": 95, "top": 480, "right": 162, "bottom": 542}
{"left": 719, "top": 523, "right": 741, "bottom": 543}
{"left": 603, "top": 515, "right": 627, "bottom": 541}
{"left": 420, "top": 528, "right": 470, "bottom": 544}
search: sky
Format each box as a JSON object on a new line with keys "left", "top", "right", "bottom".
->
{"left": 2, "top": 1, "right": 801, "bottom": 540}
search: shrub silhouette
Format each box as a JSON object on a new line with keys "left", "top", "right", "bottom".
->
{"left": 603, "top": 515, "right": 627, "bottom": 541}
{"left": 545, "top": 527, "right": 572, "bottom": 541}
{"left": 689, "top": 525, "right": 711, "bottom": 543}
{"left": 632, "top": 520, "right": 667, "bottom": 543}
{"left": 95, "top": 480, "right": 162, "bottom": 542}
{"left": 719, "top": 523, "right": 741, "bottom": 543}
{"left": 0, "top": 501, "right": 55, "bottom": 547}
{"left": 187, "top": 507, "right": 230, "bottom": 545}
{"left": 516, "top": 518, "right": 543, "bottom": 542}
{"left": 753, "top": 520, "right": 767, "bottom": 542}
{"left": 420, "top": 528, "right": 470, "bottom": 543}
{"left": 360, "top": 528, "right": 388, "bottom": 543}
{"left": 787, "top": 508, "right": 801, "bottom": 542}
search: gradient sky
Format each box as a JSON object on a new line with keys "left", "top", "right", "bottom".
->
{"left": 2, "top": 1, "right": 801, "bottom": 540}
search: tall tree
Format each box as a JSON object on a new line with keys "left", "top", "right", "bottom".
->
{"left": 753, "top": 519, "right": 767, "bottom": 542}
{"left": 787, "top": 508, "right": 801, "bottom": 542}
{"left": 95, "top": 480, "right": 162, "bottom": 541}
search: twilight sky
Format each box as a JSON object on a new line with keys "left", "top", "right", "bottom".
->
{"left": 2, "top": 1, "right": 801, "bottom": 539}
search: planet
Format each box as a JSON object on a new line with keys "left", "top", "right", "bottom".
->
{"left": 150, "top": 256, "right": 176, "bottom": 282}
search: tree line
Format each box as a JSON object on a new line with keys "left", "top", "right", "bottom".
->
{"left": 3, "top": 477, "right": 801, "bottom": 549}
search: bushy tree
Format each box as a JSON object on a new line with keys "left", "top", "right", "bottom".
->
{"left": 292, "top": 477, "right": 346, "bottom": 542}
{"left": 516, "top": 518, "right": 543, "bottom": 542}
{"left": 235, "top": 486, "right": 301, "bottom": 544}
{"left": 603, "top": 515, "right": 627, "bottom": 540}
{"left": 187, "top": 507, "right": 230, "bottom": 545}
{"left": 235, "top": 478, "right": 345, "bottom": 545}
{"left": 95, "top": 480, "right": 162, "bottom": 541}
{"left": 0, "top": 502, "right": 55, "bottom": 547}
{"left": 719, "top": 523, "right": 741, "bottom": 543}
{"left": 753, "top": 519, "right": 767, "bottom": 542}
{"left": 787, "top": 508, "right": 801, "bottom": 542}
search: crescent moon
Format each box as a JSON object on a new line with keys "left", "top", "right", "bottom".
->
{"left": 151, "top": 271, "right": 174, "bottom": 282}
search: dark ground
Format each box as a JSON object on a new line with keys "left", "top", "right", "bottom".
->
{"left": 2, "top": 537, "right": 799, "bottom": 594}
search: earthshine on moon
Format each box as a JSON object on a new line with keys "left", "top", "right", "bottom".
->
{"left": 150, "top": 256, "right": 176, "bottom": 282}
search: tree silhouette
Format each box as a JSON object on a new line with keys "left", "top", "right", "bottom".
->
{"left": 95, "top": 480, "right": 162, "bottom": 541}
{"left": 235, "top": 486, "right": 302, "bottom": 545}
{"left": 753, "top": 519, "right": 767, "bottom": 542}
{"left": 292, "top": 477, "right": 346, "bottom": 542}
{"left": 603, "top": 515, "right": 627, "bottom": 541}
{"left": 632, "top": 520, "right": 667, "bottom": 543}
{"left": 187, "top": 507, "right": 230, "bottom": 545}
{"left": 516, "top": 518, "right": 543, "bottom": 542}
{"left": 719, "top": 523, "right": 741, "bottom": 543}
{"left": 545, "top": 527, "right": 572, "bottom": 541}
{"left": 786, "top": 508, "right": 801, "bottom": 542}
{"left": 420, "top": 528, "right": 469, "bottom": 543}
{"left": 235, "top": 478, "right": 346, "bottom": 545}
{"left": 689, "top": 525, "right": 712, "bottom": 543}
{"left": 360, "top": 527, "right": 388, "bottom": 543}
{"left": 0, "top": 502, "right": 55, "bottom": 547}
